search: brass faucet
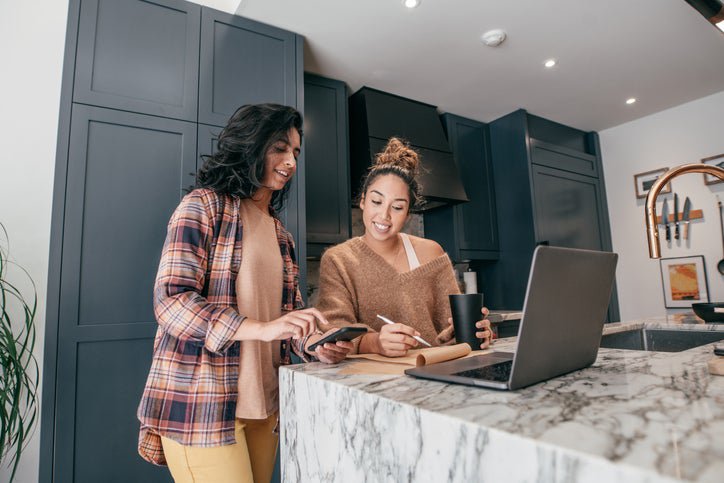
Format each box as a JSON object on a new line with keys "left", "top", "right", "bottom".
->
{"left": 645, "top": 163, "right": 724, "bottom": 258}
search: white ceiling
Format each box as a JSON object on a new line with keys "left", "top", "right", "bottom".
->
{"left": 231, "top": 0, "right": 724, "bottom": 132}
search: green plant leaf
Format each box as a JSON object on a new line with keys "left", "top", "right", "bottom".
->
{"left": 0, "top": 222, "right": 38, "bottom": 482}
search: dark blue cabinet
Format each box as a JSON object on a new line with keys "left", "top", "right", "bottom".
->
{"left": 482, "top": 109, "right": 620, "bottom": 322}
{"left": 304, "top": 73, "right": 351, "bottom": 258}
{"left": 424, "top": 114, "right": 499, "bottom": 261}
{"left": 531, "top": 164, "right": 606, "bottom": 250}
{"left": 199, "top": 8, "right": 299, "bottom": 127}
{"left": 54, "top": 104, "right": 192, "bottom": 483}
{"left": 73, "top": 0, "right": 200, "bottom": 121}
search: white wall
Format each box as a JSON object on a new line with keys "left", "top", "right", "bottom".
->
{"left": 600, "top": 91, "right": 724, "bottom": 321}
{"left": 0, "top": 1, "right": 243, "bottom": 481}
{"left": 0, "top": 0, "right": 68, "bottom": 481}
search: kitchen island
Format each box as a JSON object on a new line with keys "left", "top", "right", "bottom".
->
{"left": 279, "top": 315, "right": 724, "bottom": 482}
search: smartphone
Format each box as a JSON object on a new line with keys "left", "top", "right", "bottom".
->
{"left": 307, "top": 327, "right": 368, "bottom": 352}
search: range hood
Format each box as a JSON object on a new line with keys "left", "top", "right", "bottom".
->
{"left": 349, "top": 87, "right": 468, "bottom": 211}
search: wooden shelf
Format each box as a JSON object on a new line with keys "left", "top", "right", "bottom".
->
{"left": 656, "top": 209, "right": 703, "bottom": 224}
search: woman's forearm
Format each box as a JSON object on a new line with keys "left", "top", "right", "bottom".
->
{"left": 232, "top": 318, "right": 264, "bottom": 341}
{"left": 358, "top": 332, "right": 381, "bottom": 354}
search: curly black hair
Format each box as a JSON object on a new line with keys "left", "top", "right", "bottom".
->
{"left": 196, "top": 103, "right": 303, "bottom": 213}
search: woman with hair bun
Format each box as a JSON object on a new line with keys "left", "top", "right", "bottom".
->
{"left": 315, "top": 137, "right": 493, "bottom": 357}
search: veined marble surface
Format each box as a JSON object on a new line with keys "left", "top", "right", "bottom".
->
{"left": 604, "top": 313, "right": 722, "bottom": 333}
{"left": 280, "top": 317, "right": 724, "bottom": 483}
{"left": 488, "top": 311, "right": 715, "bottom": 326}
{"left": 487, "top": 310, "right": 523, "bottom": 323}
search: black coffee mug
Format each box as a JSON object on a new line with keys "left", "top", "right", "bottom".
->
{"left": 449, "top": 293, "right": 484, "bottom": 348}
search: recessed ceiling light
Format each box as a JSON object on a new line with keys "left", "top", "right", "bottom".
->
{"left": 626, "top": 98, "right": 637, "bottom": 105}
{"left": 403, "top": 0, "right": 421, "bottom": 8}
{"left": 544, "top": 59, "right": 557, "bottom": 68}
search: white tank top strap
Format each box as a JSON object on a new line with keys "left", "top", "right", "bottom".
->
{"left": 399, "top": 233, "right": 421, "bottom": 270}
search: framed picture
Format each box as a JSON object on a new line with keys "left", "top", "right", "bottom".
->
{"left": 634, "top": 168, "right": 672, "bottom": 199}
{"left": 701, "top": 153, "right": 724, "bottom": 186}
{"left": 659, "top": 256, "right": 709, "bottom": 309}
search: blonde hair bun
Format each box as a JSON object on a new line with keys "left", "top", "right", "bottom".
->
{"left": 373, "top": 137, "right": 420, "bottom": 176}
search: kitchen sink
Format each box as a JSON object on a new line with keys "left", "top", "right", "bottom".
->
{"left": 600, "top": 328, "right": 724, "bottom": 352}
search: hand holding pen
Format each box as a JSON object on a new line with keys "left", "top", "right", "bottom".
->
{"left": 374, "top": 314, "right": 432, "bottom": 357}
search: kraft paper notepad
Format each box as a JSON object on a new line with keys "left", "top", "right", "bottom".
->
{"left": 339, "top": 343, "right": 490, "bottom": 375}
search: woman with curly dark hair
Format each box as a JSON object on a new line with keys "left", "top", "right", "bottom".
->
{"left": 137, "top": 104, "right": 353, "bottom": 483}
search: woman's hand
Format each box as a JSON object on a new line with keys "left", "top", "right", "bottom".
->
{"left": 305, "top": 328, "right": 354, "bottom": 364}
{"left": 475, "top": 307, "right": 494, "bottom": 349}
{"left": 236, "top": 308, "right": 328, "bottom": 342}
{"left": 441, "top": 307, "right": 494, "bottom": 349}
{"left": 374, "top": 322, "right": 420, "bottom": 357}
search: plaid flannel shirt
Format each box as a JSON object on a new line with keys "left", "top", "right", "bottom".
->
{"left": 137, "top": 188, "right": 305, "bottom": 466}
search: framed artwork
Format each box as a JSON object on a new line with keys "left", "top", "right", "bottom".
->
{"left": 634, "top": 168, "right": 672, "bottom": 199}
{"left": 701, "top": 153, "right": 724, "bottom": 186}
{"left": 659, "top": 256, "right": 709, "bottom": 308}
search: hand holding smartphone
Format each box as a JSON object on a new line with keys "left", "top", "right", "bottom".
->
{"left": 307, "top": 327, "right": 368, "bottom": 352}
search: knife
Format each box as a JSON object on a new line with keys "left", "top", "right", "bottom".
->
{"left": 661, "top": 198, "right": 670, "bottom": 242}
{"left": 674, "top": 193, "right": 680, "bottom": 240}
{"left": 681, "top": 197, "right": 691, "bottom": 240}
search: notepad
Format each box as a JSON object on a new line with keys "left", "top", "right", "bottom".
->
{"left": 339, "top": 343, "right": 487, "bottom": 375}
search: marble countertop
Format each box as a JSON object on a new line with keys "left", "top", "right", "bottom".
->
{"left": 603, "top": 312, "right": 722, "bottom": 333}
{"left": 487, "top": 309, "right": 523, "bottom": 323}
{"left": 487, "top": 311, "right": 715, "bottom": 325}
{"left": 280, "top": 316, "right": 724, "bottom": 482}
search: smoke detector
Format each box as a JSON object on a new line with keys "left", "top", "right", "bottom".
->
{"left": 480, "top": 29, "right": 507, "bottom": 47}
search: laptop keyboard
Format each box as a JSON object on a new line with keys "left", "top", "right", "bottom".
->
{"left": 453, "top": 360, "right": 513, "bottom": 382}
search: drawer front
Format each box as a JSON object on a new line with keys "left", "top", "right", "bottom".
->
{"left": 530, "top": 139, "right": 598, "bottom": 178}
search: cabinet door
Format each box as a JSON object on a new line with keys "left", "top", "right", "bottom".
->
{"left": 448, "top": 116, "right": 498, "bottom": 256}
{"left": 54, "top": 104, "right": 194, "bottom": 482}
{"left": 304, "top": 74, "right": 350, "bottom": 253}
{"left": 424, "top": 115, "right": 498, "bottom": 260}
{"left": 74, "top": 0, "right": 200, "bottom": 121}
{"left": 531, "top": 165, "right": 620, "bottom": 322}
{"left": 531, "top": 165, "right": 605, "bottom": 251}
{"left": 199, "top": 7, "right": 297, "bottom": 126}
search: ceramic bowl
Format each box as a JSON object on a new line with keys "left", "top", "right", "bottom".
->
{"left": 692, "top": 303, "right": 724, "bottom": 323}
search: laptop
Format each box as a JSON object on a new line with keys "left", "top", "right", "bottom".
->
{"left": 405, "top": 246, "right": 618, "bottom": 390}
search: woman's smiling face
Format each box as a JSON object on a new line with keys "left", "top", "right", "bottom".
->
{"left": 360, "top": 173, "right": 410, "bottom": 242}
{"left": 261, "top": 128, "right": 301, "bottom": 191}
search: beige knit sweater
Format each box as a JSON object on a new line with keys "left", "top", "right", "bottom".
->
{"left": 316, "top": 237, "right": 461, "bottom": 349}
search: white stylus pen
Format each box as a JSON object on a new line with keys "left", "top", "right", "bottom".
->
{"left": 376, "top": 314, "right": 432, "bottom": 347}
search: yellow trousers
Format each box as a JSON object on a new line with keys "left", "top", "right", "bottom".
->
{"left": 160, "top": 413, "right": 278, "bottom": 483}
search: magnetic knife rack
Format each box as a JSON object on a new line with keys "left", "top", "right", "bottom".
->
{"left": 656, "top": 209, "right": 703, "bottom": 224}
